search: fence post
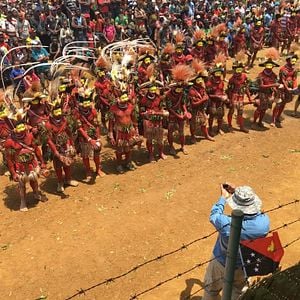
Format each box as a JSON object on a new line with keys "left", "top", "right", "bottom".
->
{"left": 222, "top": 209, "right": 244, "bottom": 300}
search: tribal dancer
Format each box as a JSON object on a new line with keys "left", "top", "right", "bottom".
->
{"left": 253, "top": 48, "right": 281, "bottom": 128}
{"left": 139, "top": 64, "right": 168, "bottom": 162}
{"left": 159, "top": 43, "right": 174, "bottom": 84}
{"left": 191, "top": 30, "right": 206, "bottom": 60}
{"left": 248, "top": 13, "right": 264, "bottom": 68}
{"left": 5, "top": 112, "right": 47, "bottom": 211}
{"left": 206, "top": 57, "right": 227, "bottom": 136}
{"left": 165, "top": 65, "right": 193, "bottom": 155}
{"left": 272, "top": 50, "right": 298, "bottom": 127}
{"left": 173, "top": 32, "right": 187, "bottom": 65}
{"left": 94, "top": 56, "right": 112, "bottom": 134}
{"left": 188, "top": 59, "right": 214, "bottom": 143}
{"left": 46, "top": 100, "right": 78, "bottom": 192}
{"left": 108, "top": 90, "right": 143, "bottom": 173}
{"left": 74, "top": 88, "right": 105, "bottom": 182}
{"left": 137, "top": 47, "right": 156, "bottom": 84}
{"left": 227, "top": 52, "right": 252, "bottom": 133}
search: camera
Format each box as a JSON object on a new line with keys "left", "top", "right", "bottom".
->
{"left": 222, "top": 184, "right": 229, "bottom": 189}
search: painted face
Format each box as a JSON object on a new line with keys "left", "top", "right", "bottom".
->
{"left": 31, "top": 98, "right": 40, "bottom": 105}
{"left": 53, "top": 108, "right": 62, "bottom": 117}
{"left": 144, "top": 57, "right": 151, "bottom": 64}
{"left": 256, "top": 20, "right": 262, "bottom": 26}
{"left": 235, "top": 67, "right": 243, "bottom": 73}
{"left": 265, "top": 63, "right": 273, "bottom": 69}
{"left": 120, "top": 93, "right": 129, "bottom": 102}
{"left": 15, "top": 123, "right": 26, "bottom": 133}
{"left": 214, "top": 71, "right": 222, "bottom": 77}
{"left": 149, "top": 86, "right": 157, "bottom": 93}
{"left": 97, "top": 70, "right": 105, "bottom": 77}
{"left": 175, "top": 87, "right": 183, "bottom": 93}
{"left": 82, "top": 100, "right": 91, "bottom": 108}
{"left": 196, "top": 77, "right": 204, "bottom": 84}
{"left": 0, "top": 108, "right": 8, "bottom": 118}
{"left": 207, "top": 40, "right": 213, "bottom": 45}
{"left": 291, "top": 57, "right": 297, "bottom": 65}
{"left": 219, "top": 36, "right": 225, "bottom": 41}
{"left": 197, "top": 41, "right": 203, "bottom": 47}
{"left": 59, "top": 84, "right": 66, "bottom": 92}
{"left": 176, "top": 47, "right": 183, "bottom": 54}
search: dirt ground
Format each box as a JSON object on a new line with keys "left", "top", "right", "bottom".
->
{"left": 0, "top": 54, "right": 300, "bottom": 300}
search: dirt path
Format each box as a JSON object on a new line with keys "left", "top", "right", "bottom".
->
{"left": 0, "top": 57, "right": 300, "bottom": 300}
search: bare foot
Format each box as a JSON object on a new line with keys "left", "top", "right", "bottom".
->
{"left": 206, "top": 136, "right": 215, "bottom": 141}
{"left": 181, "top": 148, "right": 188, "bottom": 155}
{"left": 217, "top": 129, "right": 225, "bottom": 135}
{"left": 96, "top": 170, "right": 106, "bottom": 178}
{"left": 159, "top": 153, "right": 167, "bottom": 160}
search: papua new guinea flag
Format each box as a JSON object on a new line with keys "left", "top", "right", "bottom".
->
{"left": 240, "top": 231, "right": 284, "bottom": 277}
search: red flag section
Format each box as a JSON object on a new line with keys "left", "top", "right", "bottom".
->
{"left": 240, "top": 232, "right": 284, "bottom": 263}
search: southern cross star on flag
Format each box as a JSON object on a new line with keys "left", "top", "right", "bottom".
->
{"left": 240, "top": 231, "right": 284, "bottom": 277}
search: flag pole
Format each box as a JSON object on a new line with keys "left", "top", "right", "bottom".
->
{"left": 222, "top": 209, "right": 244, "bottom": 300}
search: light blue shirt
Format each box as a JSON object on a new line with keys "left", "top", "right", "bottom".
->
{"left": 210, "top": 196, "right": 270, "bottom": 267}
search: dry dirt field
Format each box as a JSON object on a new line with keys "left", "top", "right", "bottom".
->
{"left": 0, "top": 56, "right": 300, "bottom": 300}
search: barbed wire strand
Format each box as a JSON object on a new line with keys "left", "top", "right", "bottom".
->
{"left": 65, "top": 199, "right": 299, "bottom": 299}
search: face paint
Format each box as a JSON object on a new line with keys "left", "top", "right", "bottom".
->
{"left": 59, "top": 85, "right": 66, "bottom": 92}
{"left": 214, "top": 71, "right": 222, "bottom": 77}
{"left": 176, "top": 47, "right": 183, "bottom": 54}
{"left": 97, "top": 70, "right": 105, "bottom": 77}
{"left": 219, "top": 36, "right": 225, "bottom": 41}
{"left": 291, "top": 58, "right": 297, "bottom": 65}
{"left": 197, "top": 41, "right": 203, "bottom": 47}
{"left": 53, "top": 108, "right": 62, "bottom": 117}
{"left": 82, "top": 100, "right": 91, "bottom": 108}
{"left": 196, "top": 77, "right": 204, "bottom": 84}
{"left": 235, "top": 67, "right": 243, "bottom": 73}
{"left": 256, "top": 21, "right": 262, "bottom": 26}
{"left": 265, "top": 63, "right": 273, "bottom": 69}
{"left": 207, "top": 40, "right": 213, "bottom": 45}
{"left": 149, "top": 86, "right": 157, "bottom": 93}
{"left": 15, "top": 123, "right": 26, "bottom": 133}
{"left": 31, "top": 99, "right": 40, "bottom": 105}
{"left": 120, "top": 93, "right": 129, "bottom": 102}
{"left": 144, "top": 57, "right": 151, "bottom": 64}
{"left": 175, "top": 87, "right": 183, "bottom": 93}
{"left": 0, "top": 108, "right": 8, "bottom": 118}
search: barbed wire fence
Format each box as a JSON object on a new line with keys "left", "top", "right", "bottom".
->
{"left": 65, "top": 199, "right": 299, "bottom": 300}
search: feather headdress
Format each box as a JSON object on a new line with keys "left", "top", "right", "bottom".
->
{"left": 171, "top": 65, "right": 194, "bottom": 83}
{"left": 193, "top": 29, "right": 205, "bottom": 43}
{"left": 95, "top": 56, "right": 111, "bottom": 70}
{"left": 213, "top": 53, "right": 227, "bottom": 68}
{"left": 162, "top": 43, "right": 175, "bottom": 54}
{"left": 216, "top": 23, "right": 227, "bottom": 36}
{"left": 259, "top": 47, "right": 280, "bottom": 67}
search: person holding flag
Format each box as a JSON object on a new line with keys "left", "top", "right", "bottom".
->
{"left": 202, "top": 184, "right": 270, "bottom": 300}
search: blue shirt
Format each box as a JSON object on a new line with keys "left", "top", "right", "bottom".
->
{"left": 210, "top": 196, "right": 270, "bottom": 267}
{"left": 31, "top": 48, "right": 50, "bottom": 73}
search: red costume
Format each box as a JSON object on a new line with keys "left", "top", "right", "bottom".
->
{"left": 165, "top": 64, "right": 193, "bottom": 154}
{"left": 140, "top": 90, "right": 167, "bottom": 161}
{"left": 227, "top": 68, "right": 251, "bottom": 132}
{"left": 204, "top": 40, "right": 217, "bottom": 65}
{"left": 95, "top": 76, "right": 112, "bottom": 132}
{"left": 248, "top": 23, "right": 264, "bottom": 67}
{"left": 5, "top": 121, "right": 46, "bottom": 211}
{"left": 166, "top": 87, "right": 190, "bottom": 154}
{"left": 232, "top": 27, "right": 246, "bottom": 56}
{"left": 270, "top": 16, "right": 283, "bottom": 49}
{"left": 108, "top": 93, "right": 142, "bottom": 173}
{"left": 188, "top": 83, "right": 214, "bottom": 142}
{"left": 254, "top": 69, "right": 279, "bottom": 126}
{"left": 74, "top": 92, "right": 104, "bottom": 181}
{"left": 46, "top": 104, "right": 78, "bottom": 192}
{"left": 206, "top": 72, "right": 227, "bottom": 135}
{"left": 272, "top": 57, "right": 298, "bottom": 126}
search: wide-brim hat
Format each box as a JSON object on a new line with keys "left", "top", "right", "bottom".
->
{"left": 226, "top": 186, "right": 262, "bottom": 215}
{"left": 259, "top": 58, "right": 279, "bottom": 68}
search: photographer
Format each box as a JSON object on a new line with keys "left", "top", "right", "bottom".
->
{"left": 202, "top": 184, "right": 270, "bottom": 300}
